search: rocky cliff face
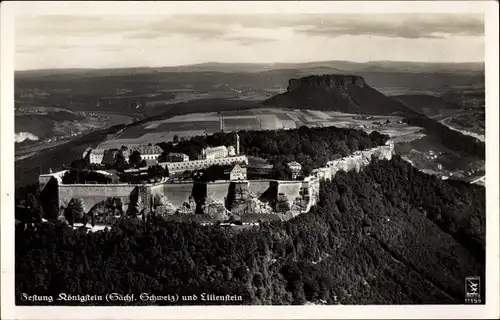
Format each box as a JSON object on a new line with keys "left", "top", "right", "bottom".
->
{"left": 287, "top": 74, "right": 366, "bottom": 92}
{"left": 264, "top": 74, "right": 412, "bottom": 115}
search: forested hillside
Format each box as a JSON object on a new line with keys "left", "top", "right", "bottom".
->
{"left": 159, "top": 125, "right": 389, "bottom": 176}
{"left": 15, "top": 156, "right": 485, "bottom": 305}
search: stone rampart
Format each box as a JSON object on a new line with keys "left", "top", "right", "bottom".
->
{"left": 206, "top": 181, "right": 231, "bottom": 204}
{"left": 151, "top": 182, "right": 194, "bottom": 207}
{"left": 277, "top": 181, "right": 303, "bottom": 205}
{"left": 58, "top": 183, "right": 141, "bottom": 213}
{"left": 247, "top": 180, "right": 273, "bottom": 199}
{"left": 52, "top": 141, "right": 394, "bottom": 220}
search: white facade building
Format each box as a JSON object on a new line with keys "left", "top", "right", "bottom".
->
{"left": 201, "top": 146, "right": 228, "bottom": 160}
{"left": 287, "top": 161, "right": 302, "bottom": 179}
{"left": 89, "top": 149, "right": 105, "bottom": 164}
{"left": 129, "top": 145, "right": 163, "bottom": 161}
{"left": 161, "top": 155, "right": 248, "bottom": 174}
{"left": 229, "top": 163, "right": 247, "bottom": 180}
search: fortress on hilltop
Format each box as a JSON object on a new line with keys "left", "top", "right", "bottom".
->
{"left": 38, "top": 141, "right": 394, "bottom": 223}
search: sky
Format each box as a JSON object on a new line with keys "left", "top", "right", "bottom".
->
{"left": 15, "top": 14, "right": 485, "bottom": 70}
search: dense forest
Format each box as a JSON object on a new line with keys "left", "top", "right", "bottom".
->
{"left": 158, "top": 126, "right": 389, "bottom": 176}
{"left": 16, "top": 156, "right": 485, "bottom": 305}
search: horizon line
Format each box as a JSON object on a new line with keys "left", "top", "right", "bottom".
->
{"left": 15, "top": 59, "right": 485, "bottom": 72}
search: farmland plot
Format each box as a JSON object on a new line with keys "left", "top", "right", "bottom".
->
{"left": 157, "top": 121, "right": 220, "bottom": 132}
{"left": 257, "top": 114, "right": 283, "bottom": 130}
{"left": 223, "top": 118, "right": 261, "bottom": 131}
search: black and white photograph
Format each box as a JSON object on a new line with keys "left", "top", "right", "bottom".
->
{"left": 1, "top": 1, "right": 498, "bottom": 319}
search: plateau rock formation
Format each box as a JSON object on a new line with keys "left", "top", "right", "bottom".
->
{"left": 264, "top": 74, "right": 415, "bottom": 116}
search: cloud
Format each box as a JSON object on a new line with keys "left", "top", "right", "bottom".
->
{"left": 14, "top": 13, "right": 484, "bottom": 70}
{"left": 16, "top": 14, "right": 483, "bottom": 43}
{"left": 224, "top": 36, "right": 277, "bottom": 46}
{"left": 292, "top": 14, "right": 484, "bottom": 39}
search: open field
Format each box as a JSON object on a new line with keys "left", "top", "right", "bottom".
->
{"left": 98, "top": 108, "right": 423, "bottom": 149}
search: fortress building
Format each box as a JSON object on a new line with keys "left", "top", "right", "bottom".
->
{"left": 228, "top": 162, "right": 247, "bottom": 180}
{"left": 287, "top": 161, "right": 302, "bottom": 179}
{"left": 89, "top": 149, "right": 105, "bottom": 164}
{"left": 38, "top": 141, "right": 394, "bottom": 223}
{"left": 201, "top": 146, "right": 229, "bottom": 160}
{"left": 168, "top": 153, "right": 189, "bottom": 162}
{"left": 129, "top": 145, "right": 163, "bottom": 161}
{"left": 161, "top": 155, "right": 249, "bottom": 174}
{"left": 86, "top": 145, "right": 163, "bottom": 164}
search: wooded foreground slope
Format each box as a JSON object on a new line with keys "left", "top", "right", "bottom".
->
{"left": 16, "top": 156, "right": 485, "bottom": 305}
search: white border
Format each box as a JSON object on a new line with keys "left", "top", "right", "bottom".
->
{"left": 1, "top": 1, "right": 499, "bottom": 319}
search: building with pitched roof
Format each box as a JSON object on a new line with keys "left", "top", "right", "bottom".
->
{"left": 201, "top": 145, "right": 229, "bottom": 160}
{"left": 168, "top": 152, "right": 189, "bottom": 163}
{"left": 89, "top": 149, "right": 106, "bottom": 164}
{"left": 228, "top": 162, "right": 247, "bottom": 181}
{"left": 287, "top": 161, "right": 302, "bottom": 179}
{"left": 129, "top": 145, "right": 163, "bottom": 160}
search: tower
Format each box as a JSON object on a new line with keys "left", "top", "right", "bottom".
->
{"left": 236, "top": 132, "right": 240, "bottom": 155}
{"left": 219, "top": 112, "right": 224, "bottom": 132}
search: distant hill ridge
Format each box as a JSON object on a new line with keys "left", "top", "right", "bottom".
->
{"left": 264, "top": 74, "right": 415, "bottom": 115}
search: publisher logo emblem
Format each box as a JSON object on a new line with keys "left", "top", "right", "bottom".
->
{"left": 465, "top": 276, "right": 481, "bottom": 304}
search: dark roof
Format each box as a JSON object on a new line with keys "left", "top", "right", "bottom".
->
{"left": 233, "top": 162, "right": 247, "bottom": 169}
{"left": 102, "top": 150, "right": 118, "bottom": 164}
{"left": 144, "top": 159, "right": 159, "bottom": 167}
{"left": 130, "top": 145, "right": 163, "bottom": 155}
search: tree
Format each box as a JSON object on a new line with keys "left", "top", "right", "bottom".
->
{"left": 71, "top": 159, "right": 89, "bottom": 170}
{"left": 114, "top": 152, "right": 128, "bottom": 171}
{"left": 26, "top": 193, "right": 43, "bottom": 221}
{"left": 129, "top": 151, "right": 142, "bottom": 168}
{"left": 147, "top": 165, "right": 167, "bottom": 179}
{"left": 302, "top": 164, "right": 313, "bottom": 177}
{"left": 65, "top": 198, "right": 85, "bottom": 226}
{"left": 173, "top": 135, "right": 179, "bottom": 143}
{"left": 90, "top": 213, "right": 96, "bottom": 227}
{"left": 275, "top": 195, "right": 291, "bottom": 212}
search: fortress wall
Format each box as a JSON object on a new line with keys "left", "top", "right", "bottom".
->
{"left": 247, "top": 180, "right": 273, "bottom": 198}
{"left": 53, "top": 141, "right": 394, "bottom": 218}
{"left": 156, "top": 183, "right": 195, "bottom": 207}
{"left": 38, "top": 176, "right": 53, "bottom": 192}
{"left": 277, "top": 181, "right": 303, "bottom": 204}
{"left": 206, "top": 182, "right": 231, "bottom": 203}
{"left": 323, "top": 144, "right": 394, "bottom": 180}
{"left": 58, "top": 184, "right": 140, "bottom": 213}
